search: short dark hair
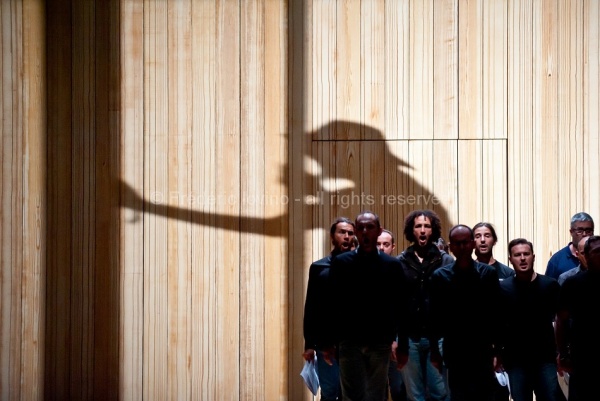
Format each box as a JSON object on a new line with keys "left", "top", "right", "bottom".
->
{"left": 403, "top": 210, "right": 442, "bottom": 243}
{"left": 448, "top": 224, "right": 473, "bottom": 240}
{"left": 472, "top": 222, "right": 498, "bottom": 242}
{"left": 330, "top": 217, "right": 354, "bottom": 237}
{"left": 508, "top": 238, "right": 534, "bottom": 255}
{"left": 356, "top": 210, "right": 381, "bottom": 229}
{"left": 583, "top": 235, "right": 600, "bottom": 257}
{"left": 571, "top": 212, "right": 594, "bottom": 228}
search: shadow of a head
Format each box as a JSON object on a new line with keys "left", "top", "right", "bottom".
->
{"left": 120, "top": 119, "right": 450, "bottom": 241}
{"left": 300, "top": 120, "right": 450, "bottom": 245}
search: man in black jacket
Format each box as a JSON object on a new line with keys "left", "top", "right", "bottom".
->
{"left": 323, "top": 211, "right": 409, "bottom": 401}
{"left": 397, "top": 210, "right": 453, "bottom": 401}
{"left": 429, "top": 224, "right": 502, "bottom": 401}
{"left": 302, "top": 217, "right": 355, "bottom": 401}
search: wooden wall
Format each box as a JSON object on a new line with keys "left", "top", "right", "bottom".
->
{"left": 1, "top": 0, "right": 599, "bottom": 400}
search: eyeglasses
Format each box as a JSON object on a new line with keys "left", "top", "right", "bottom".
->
{"left": 572, "top": 227, "right": 594, "bottom": 235}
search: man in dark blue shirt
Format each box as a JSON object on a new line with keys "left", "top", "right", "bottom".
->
{"left": 545, "top": 212, "right": 594, "bottom": 280}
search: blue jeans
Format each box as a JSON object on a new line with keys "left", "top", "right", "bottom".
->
{"left": 506, "top": 362, "right": 561, "bottom": 401}
{"left": 317, "top": 350, "right": 341, "bottom": 401}
{"left": 388, "top": 358, "right": 406, "bottom": 401}
{"left": 338, "top": 341, "right": 391, "bottom": 401}
{"left": 401, "top": 338, "right": 448, "bottom": 401}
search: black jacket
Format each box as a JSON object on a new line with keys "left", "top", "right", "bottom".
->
{"left": 397, "top": 244, "right": 454, "bottom": 340}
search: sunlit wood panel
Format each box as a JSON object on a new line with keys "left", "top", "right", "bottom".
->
{"left": 362, "top": 0, "right": 386, "bottom": 136}
{"left": 143, "top": 0, "right": 170, "bottom": 398}
{"left": 433, "top": 0, "right": 458, "bottom": 140}
{"left": 533, "top": 0, "right": 560, "bottom": 264}
{"left": 583, "top": 0, "right": 600, "bottom": 221}
{"left": 336, "top": 1, "right": 361, "bottom": 135}
{"left": 507, "top": 0, "right": 534, "bottom": 243}
{"left": 190, "top": 1, "right": 218, "bottom": 399}
{"left": 409, "top": 0, "right": 434, "bottom": 139}
{"left": 121, "top": 0, "right": 145, "bottom": 398}
{"left": 214, "top": 1, "right": 241, "bottom": 400}
{"left": 384, "top": 1, "right": 409, "bottom": 140}
{"left": 483, "top": 0, "right": 508, "bottom": 139}
{"left": 263, "top": 1, "right": 288, "bottom": 400}
{"left": 240, "top": 1, "right": 266, "bottom": 399}
{"left": 458, "top": 0, "right": 482, "bottom": 139}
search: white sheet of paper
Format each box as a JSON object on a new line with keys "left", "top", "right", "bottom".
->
{"left": 300, "top": 355, "right": 319, "bottom": 396}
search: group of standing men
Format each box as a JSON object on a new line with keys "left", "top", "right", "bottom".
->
{"left": 303, "top": 210, "right": 600, "bottom": 401}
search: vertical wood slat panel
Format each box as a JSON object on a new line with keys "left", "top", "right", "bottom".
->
{"left": 483, "top": 0, "right": 508, "bottom": 139}
{"left": 4, "top": 1, "right": 600, "bottom": 400}
{"left": 288, "top": 0, "right": 312, "bottom": 399}
{"left": 556, "top": 0, "right": 584, "bottom": 244}
{"left": 190, "top": 1, "right": 218, "bottom": 399}
{"left": 384, "top": 142, "right": 410, "bottom": 247}
{"left": 215, "top": 0, "right": 241, "bottom": 399}
{"left": 409, "top": 0, "right": 434, "bottom": 139}
{"left": 263, "top": 1, "right": 288, "bottom": 399}
{"left": 93, "top": 0, "right": 121, "bottom": 398}
{"left": 22, "top": 0, "right": 46, "bottom": 399}
{"left": 336, "top": 1, "right": 361, "bottom": 134}
{"left": 311, "top": 1, "right": 336, "bottom": 139}
{"left": 71, "top": 1, "right": 96, "bottom": 398}
{"left": 456, "top": 141, "right": 481, "bottom": 225}
{"left": 433, "top": 0, "right": 458, "bottom": 140}
{"left": 166, "top": 1, "right": 193, "bottom": 399}
{"left": 240, "top": 1, "right": 265, "bottom": 400}
{"left": 385, "top": 0, "right": 409, "bottom": 140}
{"left": 432, "top": 141, "right": 458, "bottom": 236}
{"left": 481, "top": 141, "right": 509, "bottom": 264}
{"left": 0, "top": 1, "right": 24, "bottom": 399}
{"left": 45, "top": 0, "right": 74, "bottom": 397}
{"left": 458, "top": 0, "right": 482, "bottom": 139}
{"left": 143, "top": 0, "right": 169, "bottom": 399}
{"left": 583, "top": 0, "right": 600, "bottom": 220}
{"left": 121, "top": 0, "right": 145, "bottom": 398}
{"left": 534, "top": 0, "right": 559, "bottom": 261}
{"left": 362, "top": 0, "right": 385, "bottom": 136}
{"left": 507, "top": 0, "right": 534, "bottom": 242}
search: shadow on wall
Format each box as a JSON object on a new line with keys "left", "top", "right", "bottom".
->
{"left": 119, "top": 120, "right": 451, "bottom": 242}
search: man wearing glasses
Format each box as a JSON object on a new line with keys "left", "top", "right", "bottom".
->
{"left": 545, "top": 212, "right": 594, "bottom": 280}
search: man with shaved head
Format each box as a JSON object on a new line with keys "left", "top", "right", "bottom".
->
{"left": 428, "top": 224, "right": 502, "bottom": 401}
{"left": 322, "top": 211, "right": 409, "bottom": 401}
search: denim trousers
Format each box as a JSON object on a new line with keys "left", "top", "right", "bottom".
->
{"left": 388, "top": 358, "right": 407, "bottom": 401}
{"left": 401, "top": 337, "right": 448, "bottom": 401}
{"left": 338, "top": 341, "right": 391, "bottom": 401}
{"left": 317, "top": 349, "right": 341, "bottom": 401}
{"left": 506, "top": 362, "right": 561, "bottom": 401}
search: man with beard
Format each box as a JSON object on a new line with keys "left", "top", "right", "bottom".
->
{"left": 322, "top": 211, "right": 409, "bottom": 401}
{"left": 303, "top": 217, "right": 355, "bottom": 401}
{"left": 473, "top": 222, "right": 513, "bottom": 280}
{"left": 397, "top": 210, "right": 453, "bottom": 401}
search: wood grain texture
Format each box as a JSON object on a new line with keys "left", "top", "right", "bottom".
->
{"left": 3, "top": 1, "right": 600, "bottom": 400}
